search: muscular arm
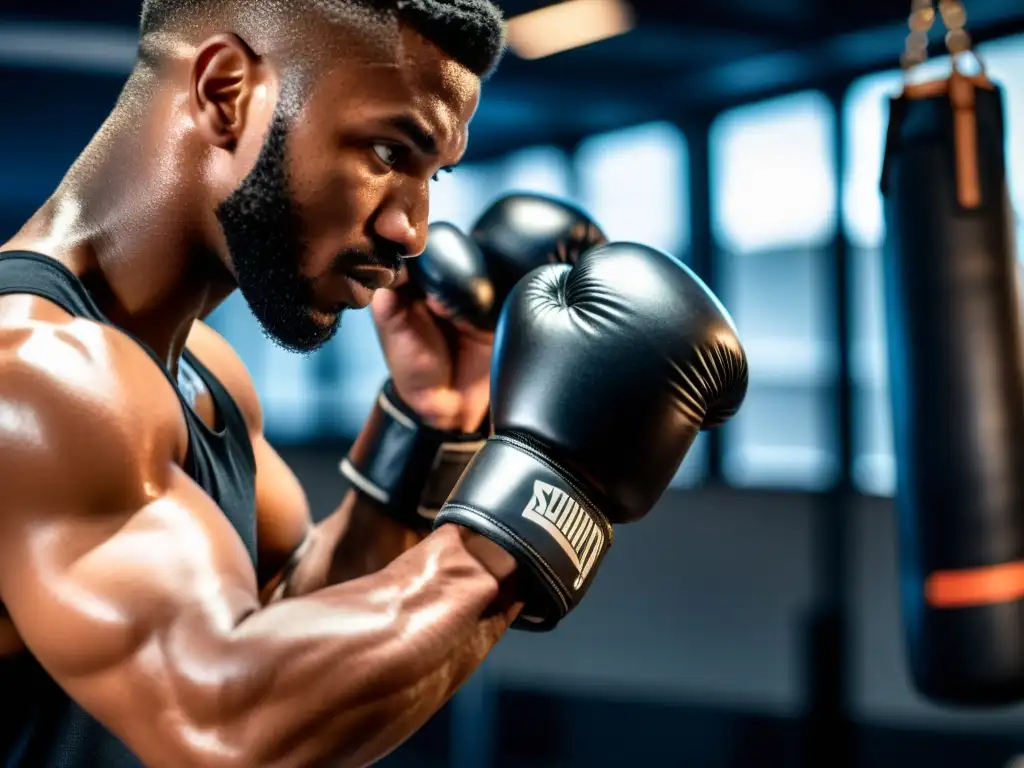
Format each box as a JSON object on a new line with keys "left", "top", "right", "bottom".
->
{"left": 0, "top": 323, "right": 519, "bottom": 768}
{"left": 185, "top": 322, "right": 433, "bottom": 600}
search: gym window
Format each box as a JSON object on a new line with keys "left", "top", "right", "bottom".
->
{"left": 842, "top": 70, "right": 905, "bottom": 498}
{"left": 576, "top": 121, "right": 690, "bottom": 257}
{"left": 711, "top": 90, "right": 838, "bottom": 491}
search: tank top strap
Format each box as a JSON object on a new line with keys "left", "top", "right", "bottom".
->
{"left": 0, "top": 251, "right": 109, "bottom": 321}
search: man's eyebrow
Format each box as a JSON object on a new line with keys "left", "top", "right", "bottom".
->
{"left": 382, "top": 114, "right": 439, "bottom": 157}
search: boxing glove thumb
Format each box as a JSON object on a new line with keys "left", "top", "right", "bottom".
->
{"left": 407, "top": 194, "right": 607, "bottom": 330}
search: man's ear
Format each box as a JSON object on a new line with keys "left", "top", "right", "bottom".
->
{"left": 189, "top": 33, "right": 263, "bottom": 151}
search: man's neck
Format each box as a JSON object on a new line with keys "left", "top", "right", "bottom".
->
{"left": 0, "top": 95, "right": 235, "bottom": 369}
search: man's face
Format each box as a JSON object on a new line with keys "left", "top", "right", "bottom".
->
{"left": 216, "top": 26, "right": 480, "bottom": 352}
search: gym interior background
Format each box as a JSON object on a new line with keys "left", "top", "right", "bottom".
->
{"left": 4, "top": 0, "right": 1024, "bottom": 765}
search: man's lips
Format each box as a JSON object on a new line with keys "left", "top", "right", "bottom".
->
{"left": 347, "top": 262, "right": 401, "bottom": 291}
{"left": 340, "top": 264, "right": 400, "bottom": 307}
{"left": 316, "top": 272, "right": 381, "bottom": 313}
{"left": 314, "top": 259, "right": 401, "bottom": 315}
{"left": 341, "top": 274, "right": 376, "bottom": 309}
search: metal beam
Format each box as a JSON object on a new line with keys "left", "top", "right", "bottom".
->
{"left": 630, "top": 1, "right": 819, "bottom": 47}
{"left": 666, "top": 5, "right": 1024, "bottom": 107}
{"left": 0, "top": 21, "right": 136, "bottom": 75}
{"left": 677, "top": 117, "right": 724, "bottom": 484}
{"left": 801, "top": 82, "right": 857, "bottom": 768}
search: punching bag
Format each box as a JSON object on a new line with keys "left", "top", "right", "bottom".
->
{"left": 881, "top": 69, "right": 1024, "bottom": 705}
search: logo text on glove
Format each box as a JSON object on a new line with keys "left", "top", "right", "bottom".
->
{"left": 522, "top": 480, "right": 605, "bottom": 590}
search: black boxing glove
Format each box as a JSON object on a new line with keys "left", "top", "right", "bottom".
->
{"left": 433, "top": 242, "right": 749, "bottom": 630}
{"left": 408, "top": 193, "right": 608, "bottom": 330}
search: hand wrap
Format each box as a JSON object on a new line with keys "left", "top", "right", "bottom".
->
{"left": 340, "top": 380, "right": 488, "bottom": 530}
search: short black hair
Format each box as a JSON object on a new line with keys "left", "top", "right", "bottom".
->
{"left": 138, "top": 0, "right": 506, "bottom": 78}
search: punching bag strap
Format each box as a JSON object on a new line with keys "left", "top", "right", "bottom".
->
{"left": 885, "top": 0, "right": 996, "bottom": 211}
{"left": 900, "top": 73, "right": 995, "bottom": 211}
{"left": 950, "top": 74, "right": 983, "bottom": 209}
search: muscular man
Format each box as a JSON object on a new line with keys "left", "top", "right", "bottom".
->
{"left": 0, "top": 1, "right": 748, "bottom": 766}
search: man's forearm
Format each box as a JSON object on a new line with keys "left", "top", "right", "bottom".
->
{"left": 222, "top": 525, "right": 520, "bottom": 768}
{"left": 280, "top": 487, "right": 429, "bottom": 600}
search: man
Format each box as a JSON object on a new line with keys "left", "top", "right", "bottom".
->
{"left": 0, "top": 0, "right": 748, "bottom": 766}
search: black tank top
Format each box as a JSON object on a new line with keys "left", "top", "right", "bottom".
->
{"left": 0, "top": 252, "right": 258, "bottom": 767}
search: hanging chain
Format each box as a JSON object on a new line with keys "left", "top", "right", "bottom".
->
{"left": 938, "top": 0, "right": 972, "bottom": 60}
{"left": 901, "top": 0, "right": 974, "bottom": 71}
{"left": 901, "top": 0, "right": 936, "bottom": 70}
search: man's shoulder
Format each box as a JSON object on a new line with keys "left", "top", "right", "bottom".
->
{"left": 186, "top": 320, "right": 263, "bottom": 434}
{"left": 0, "top": 307, "right": 188, "bottom": 477}
{"left": 0, "top": 301, "right": 161, "bottom": 387}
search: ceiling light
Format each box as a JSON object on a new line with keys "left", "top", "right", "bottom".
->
{"left": 506, "top": 0, "right": 636, "bottom": 61}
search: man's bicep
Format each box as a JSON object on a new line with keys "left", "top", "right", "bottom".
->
{"left": 1, "top": 466, "right": 261, "bottom": 762}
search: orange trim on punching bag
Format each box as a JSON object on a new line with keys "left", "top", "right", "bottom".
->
{"left": 901, "top": 70, "right": 994, "bottom": 210}
{"left": 926, "top": 561, "right": 1024, "bottom": 608}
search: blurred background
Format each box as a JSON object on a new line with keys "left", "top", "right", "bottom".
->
{"left": 4, "top": 0, "right": 1024, "bottom": 765}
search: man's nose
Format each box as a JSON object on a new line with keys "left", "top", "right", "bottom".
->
{"left": 374, "top": 205, "right": 428, "bottom": 259}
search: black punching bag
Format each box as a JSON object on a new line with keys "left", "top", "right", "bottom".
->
{"left": 881, "top": 70, "right": 1024, "bottom": 705}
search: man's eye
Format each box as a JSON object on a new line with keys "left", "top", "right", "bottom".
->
{"left": 372, "top": 143, "right": 398, "bottom": 167}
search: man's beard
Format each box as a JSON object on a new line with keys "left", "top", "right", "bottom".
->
{"left": 215, "top": 110, "right": 330, "bottom": 353}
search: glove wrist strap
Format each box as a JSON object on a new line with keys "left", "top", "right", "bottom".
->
{"left": 433, "top": 435, "right": 613, "bottom": 631}
{"left": 340, "top": 380, "right": 488, "bottom": 531}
